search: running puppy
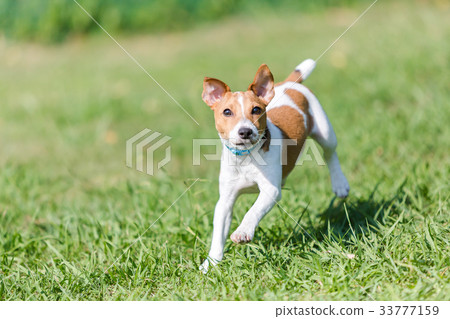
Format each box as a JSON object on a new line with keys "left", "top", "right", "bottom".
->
{"left": 200, "top": 59, "right": 349, "bottom": 272}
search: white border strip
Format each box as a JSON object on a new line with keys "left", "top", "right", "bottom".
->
{"left": 0, "top": 301, "right": 448, "bottom": 319}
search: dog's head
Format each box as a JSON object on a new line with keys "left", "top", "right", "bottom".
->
{"left": 202, "top": 64, "right": 274, "bottom": 149}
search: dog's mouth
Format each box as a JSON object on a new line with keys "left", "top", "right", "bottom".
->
{"left": 227, "top": 134, "right": 263, "bottom": 149}
{"left": 228, "top": 142, "right": 252, "bottom": 150}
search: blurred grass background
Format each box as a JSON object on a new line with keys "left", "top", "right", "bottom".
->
{"left": 1, "top": 0, "right": 362, "bottom": 42}
{"left": 0, "top": 0, "right": 449, "bottom": 300}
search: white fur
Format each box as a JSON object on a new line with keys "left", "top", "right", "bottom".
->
{"left": 295, "top": 58, "right": 316, "bottom": 81}
{"left": 238, "top": 94, "right": 246, "bottom": 117}
{"left": 200, "top": 61, "right": 349, "bottom": 273}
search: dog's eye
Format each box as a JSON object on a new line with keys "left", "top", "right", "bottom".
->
{"left": 251, "top": 106, "right": 262, "bottom": 115}
{"left": 223, "top": 109, "right": 233, "bottom": 117}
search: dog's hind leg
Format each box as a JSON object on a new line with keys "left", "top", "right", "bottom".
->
{"left": 307, "top": 93, "right": 350, "bottom": 198}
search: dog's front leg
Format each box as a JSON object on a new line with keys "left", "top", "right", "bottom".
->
{"left": 200, "top": 188, "right": 238, "bottom": 273}
{"left": 230, "top": 183, "right": 281, "bottom": 244}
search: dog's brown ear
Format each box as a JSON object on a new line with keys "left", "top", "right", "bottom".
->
{"left": 248, "top": 64, "right": 274, "bottom": 104}
{"left": 202, "top": 77, "right": 230, "bottom": 109}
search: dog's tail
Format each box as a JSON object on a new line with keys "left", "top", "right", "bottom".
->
{"left": 284, "top": 59, "right": 316, "bottom": 83}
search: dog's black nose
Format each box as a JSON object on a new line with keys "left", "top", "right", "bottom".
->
{"left": 238, "top": 127, "right": 253, "bottom": 139}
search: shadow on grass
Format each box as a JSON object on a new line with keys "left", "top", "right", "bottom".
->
{"left": 256, "top": 180, "right": 407, "bottom": 249}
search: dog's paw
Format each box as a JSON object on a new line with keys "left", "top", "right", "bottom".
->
{"left": 199, "top": 257, "right": 219, "bottom": 274}
{"left": 230, "top": 229, "right": 253, "bottom": 244}
{"left": 331, "top": 173, "right": 350, "bottom": 198}
{"left": 199, "top": 259, "right": 210, "bottom": 274}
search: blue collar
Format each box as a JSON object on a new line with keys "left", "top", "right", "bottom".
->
{"left": 225, "top": 143, "right": 259, "bottom": 156}
{"left": 224, "top": 130, "right": 268, "bottom": 156}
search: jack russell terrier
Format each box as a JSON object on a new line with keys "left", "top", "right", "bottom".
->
{"left": 200, "top": 59, "right": 350, "bottom": 273}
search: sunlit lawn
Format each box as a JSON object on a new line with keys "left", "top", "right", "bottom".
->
{"left": 0, "top": 0, "right": 448, "bottom": 300}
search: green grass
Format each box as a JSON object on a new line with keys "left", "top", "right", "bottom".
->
{"left": 0, "top": 0, "right": 364, "bottom": 42}
{"left": 0, "top": 0, "right": 449, "bottom": 300}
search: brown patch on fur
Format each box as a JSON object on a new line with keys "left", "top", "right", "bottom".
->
{"left": 261, "top": 127, "right": 271, "bottom": 152}
{"left": 285, "top": 89, "right": 314, "bottom": 130}
{"left": 275, "top": 70, "right": 303, "bottom": 86}
{"left": 267, "top": 104, "right": 309, "bottom": 179}
{"left": 212, "top": 92, "right": 242, "bottom": 139}
{"left": 242, "top": 91, "right": 268, "bottom": 138}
